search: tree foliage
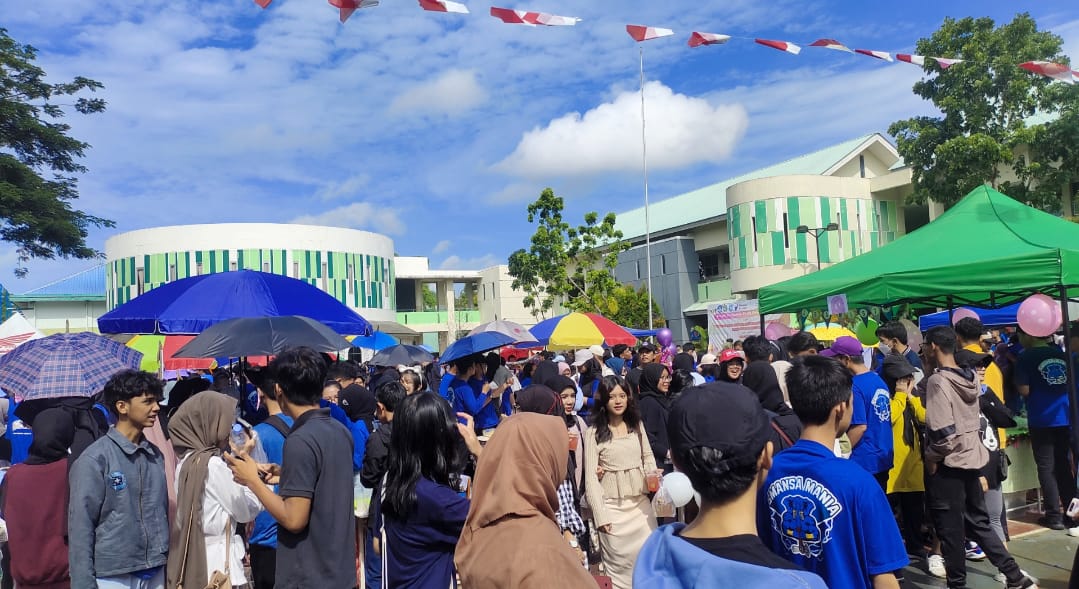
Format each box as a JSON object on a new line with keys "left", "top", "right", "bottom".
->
{"left": 1, "top": 28, "right": 112, "bottom": 277}
{"left": 598, "top": 283, "right": 664, "bottom": 330}
{"left": 507, "top": 188, "right": 630, "bottom": 319}
{"left": 889, "top": 13, "right": 1075, "bottom": 212}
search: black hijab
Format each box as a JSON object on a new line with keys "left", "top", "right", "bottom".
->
{"left": 638, "top": 363, "right": 668, "bottom": 398}
{"left": 741, "top": 362, "right": 787, "bottom": 413}
{"left": 25, "top": 407, "right": 77, "bottom": 466}
{"left": 532, "top": 361, "right": 559, "bottom": 389}
{"left": 339, "top": 383, "right": 377, "bottom": 432}
{"left": 672, "top": 353, "right": 695, "bottom": 373}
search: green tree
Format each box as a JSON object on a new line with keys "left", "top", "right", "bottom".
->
{"left": 889, "top": 13, "right": 1073, "bottom": 212}
{"left": 1, "top": 28, "right": 112, "bottom": 277}
{"left": 507, "top": 188, "right": 629, "bottom": 319}
{"left": 600, "top": 283, "right": 664, "bottom": 329}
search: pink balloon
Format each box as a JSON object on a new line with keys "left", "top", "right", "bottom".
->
{"left": 765, "top": 322, "right": 792, "bottom": 340}
{"left": 951, "top": 308, "right": 980, "bottom": 326}
{"left": 1017, "top": 294, "right": 1061, "bottom": 337}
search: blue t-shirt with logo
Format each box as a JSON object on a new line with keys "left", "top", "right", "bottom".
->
{"left": 1016, "top": 345, "right": 1070, "bottom": 427}
{"left": 760, "top": 439, "right": 908, "bottom": 589}
{"left": 849, "top": 371, "right": 893, "bottom": 475}
{"left": 250, "top": 414, "right": 294, "bottom": 548}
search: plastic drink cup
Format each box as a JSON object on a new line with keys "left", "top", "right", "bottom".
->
{"left": 568, "top": 431, "right": 579, "bottom": 451}
{"left": 646, "top": 471, "right": 661, "bottom": 493}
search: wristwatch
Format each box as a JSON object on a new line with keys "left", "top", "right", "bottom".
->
{"left": 568, "top": 538, "right": 579, "bottom": 549}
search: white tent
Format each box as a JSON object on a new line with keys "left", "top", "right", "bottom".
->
{"left": 0, "top": 313, "right": 44, "bottom": 356}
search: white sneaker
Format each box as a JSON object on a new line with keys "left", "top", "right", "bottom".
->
{"left": 927, "top": 554, "right": 946, "bottom": 578}
{"left": 1068, "top": 526, "right": 1079, "bottom": 538}
{"left": 995, "top": 570, "right": 1039, "bottom": 585}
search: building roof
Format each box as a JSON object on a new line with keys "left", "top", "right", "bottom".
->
{"left": 13, "top": 264, "right": 107, "bottom": 301}
{"left": 614, "top": 133, "right": 890, "bottom": 242}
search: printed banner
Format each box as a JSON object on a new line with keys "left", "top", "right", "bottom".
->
{"left": 707, "top": 299, "right": 787, "bottom": 350}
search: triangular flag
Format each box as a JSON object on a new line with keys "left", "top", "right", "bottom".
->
{"left": 809, "top": 38, "right": 853, "bottom": 53}
{"left": 329, "top": 0, "right": 378, "bottom": 22}
{"left": 626, "top": 25, "right": 675, "bottom": 42}
{"left": 688, "top": 32, "right": 731, "bottom": 47}
{"left": 896, "top": 54, "right": 925, "bottom": 66}
{"left": 254, "top": 0, "right": 272, "bottom": 8}
{"left": 419, "top": 0, "right": 469, "bottom": 14}
{"left": 754, "top": 38, "right": 801, "bottom": 55}
{"left": 931, "top": 57, "right": 963, "bottom": 69}
{"left": 854, "top": 49, "right": 893, "bottom": 62}
{"left": 490, "top": 7, "right": 579, "bottom": 26}
{"left": 1019, "top": 61, "right": 1075, "bottom": 84}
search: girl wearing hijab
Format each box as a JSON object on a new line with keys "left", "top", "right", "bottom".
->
{"left": 553, "top": 376, "right": 587, "bottom": 491}
{"left": 456, "top": 413, "right": 597, "bottom": 589}
{"left": 583, "top": 376, "right": 658, "bottom": 589}
{"left": 0, "top": 408, "right": 77, "bottom": 589}
{"left": 636, "top": 363, "right": 673, "bottom": 470}
{"left": 167, "top": 392, "right": 262, "bottom": 589}
{"left": 380, "top": 393, "right": 479, "bottom": 589}
{"left": 514, "top": 385, "right": 587, "bottom": 559}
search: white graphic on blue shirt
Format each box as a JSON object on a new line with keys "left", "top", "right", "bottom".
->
{"left": 1038, "top": 358, "right": 1067, "bottom": 385}
{"left": 870, "top": 388, "right": 891, "bottom": 422}
{"left": 768, "top": 475, "right": 843, "bottom": 559}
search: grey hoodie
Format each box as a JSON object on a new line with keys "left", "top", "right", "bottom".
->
{"left": 924, "top": 368, "right": 989, "bottom": 470}
{"left": 68, "top": 427, "right": 169, "bottom": 588}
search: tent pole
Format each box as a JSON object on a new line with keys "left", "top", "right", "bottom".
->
{"left": 947, "top": 296, "right": 955, "bottom": 325}
{"left": 1058, "top": 286, "right": 1079, "bottom": 457}
{"left": 759, "top": 313, "right": 766, "bottom": 336}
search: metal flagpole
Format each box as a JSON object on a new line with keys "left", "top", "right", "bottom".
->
{"left": 640, "top": 47, "right": 654, "bottom": 331}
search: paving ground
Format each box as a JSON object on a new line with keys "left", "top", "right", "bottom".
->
{"left": 905, "top": 522, "right": 1077, "bottom": 588}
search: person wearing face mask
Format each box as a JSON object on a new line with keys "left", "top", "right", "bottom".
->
{"left": 872, "top": 322, "right": 923, "bottom": 375}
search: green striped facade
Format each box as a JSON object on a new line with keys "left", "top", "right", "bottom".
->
{"left": 728, "top": 197, "right": 899, "bottom": 270}
{"left": 106, "top": 248, "right": 395, "bottom": 311}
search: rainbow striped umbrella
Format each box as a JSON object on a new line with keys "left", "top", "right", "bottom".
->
{"left": 529, "top": 312, "right": 638, "bottom": 350}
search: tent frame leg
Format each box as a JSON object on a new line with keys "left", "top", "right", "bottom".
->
{"left": 1058, "top": 286, "right": 1079, "bottom": 458}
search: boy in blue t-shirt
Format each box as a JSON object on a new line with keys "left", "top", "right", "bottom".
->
{"left": 1016, "top": 330, "right": 1075, "bottom": 530}
{"left": 822, "top": 336, "right": 893, "bottom": 488}
{"left": 760, "top": 355, "right": 908, "bottom": 589}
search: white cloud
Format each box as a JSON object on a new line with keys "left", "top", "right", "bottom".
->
{"left": 432, "top": 240, "right": 452, "bottom": 255}
{"left": 292, "top": 203, "right": 405, "bottom": 235}
{"left": 316, "top": 174, "right": 370, "bottom": 200}
{"left": 439, "top": 254, "right": 501, "bottom": 270}
{"left": 495, "top": 81, "right": 748, "bottom": 178}
{"left": 390, "top": 69, "right": 487, "bottom": 116}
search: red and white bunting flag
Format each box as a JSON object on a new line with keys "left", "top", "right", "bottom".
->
{"left": 490, "top": 7, "right": 579, "bottom": 26}
{"left": 854, "top": 49, "right": 893, "bottom": 62}
{"left": 626, "top": 25, "right": 675, "bottom": 42}
{"left": 254, "top": 0, "right": 272, "bottom": 8}
{"left": 809, "top": 38, "right": 853, "bottom": 53}
{"left": 754, "top": 38, "right": 801, "bottom": 55}
{"left": 330, "top": 0, "right": 378, "bottom": 22}
{"left": 932, "top": 57, "right": 963, "bottom": 69}
{"left": 896, "top": 54, "right": 925, "bottom": 66}
{"left": 0, "top": 333, "right": 35, "bottom": 355}
{"left": 1019, "top": 61, "right": 1075, "bottom": 84}
{"left": 688, "top": 32, "right": 731, "bottom": 47}
{"left": 419, "top": 0, "right": 469, "bottom": 14}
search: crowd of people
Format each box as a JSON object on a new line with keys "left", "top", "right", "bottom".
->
{"left": 0, "top": 316, "right": 1074, "bottom": 589}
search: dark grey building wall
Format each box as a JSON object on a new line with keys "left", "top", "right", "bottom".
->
{"left": 614, "top": 236, "right": 699, "bottom": 342}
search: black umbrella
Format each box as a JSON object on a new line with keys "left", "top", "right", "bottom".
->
{"left": 173, "top": 316, "right": 351, "bottom": 358}
{"left": 368, "top": 344, "right": 435, "bottom": 367}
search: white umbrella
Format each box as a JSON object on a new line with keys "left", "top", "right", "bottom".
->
{"left": 467, "top": 320, "right": 538, "bottom": 344}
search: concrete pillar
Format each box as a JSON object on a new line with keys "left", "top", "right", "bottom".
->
{"left": 444, "top": 280, "right": 457, "bottom": 346}
{"left": 414, "top": 280, "right": 425, "bottom": 313}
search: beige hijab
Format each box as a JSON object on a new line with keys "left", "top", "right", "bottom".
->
{"left": 455, "top": 413, "right": 595, "bottom": 589}
{"left": 165, "top": 392, "right": 236, "bottom": 589}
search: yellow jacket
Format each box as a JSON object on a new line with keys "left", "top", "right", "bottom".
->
{"left": 887, "top": 390, "right": 926, "bottom": 494}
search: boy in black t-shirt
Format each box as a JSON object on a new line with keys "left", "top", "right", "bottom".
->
{"left": 228, "top": 348, "right": 356, "bottom": 589}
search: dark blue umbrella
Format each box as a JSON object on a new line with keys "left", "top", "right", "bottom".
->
{"left": 369, "top": 345, "right": 434, "bottom": 367}
{"left": 97, "top": 270, "right": 372, "bottom": 336}
{"left": 173, "top": 316, "right": 352, "bottom": 358}
{"left": 440, "top": 332, "right": 517, "bottom": 364}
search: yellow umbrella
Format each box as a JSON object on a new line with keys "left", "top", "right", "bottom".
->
{"left": 809, "top": 325, "right": 857, "bottom": 342}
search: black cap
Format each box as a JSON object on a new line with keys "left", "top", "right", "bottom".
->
{"left": 881, "top": 355, "right": 917, "bottom": 381}
{"left": 667, "top": 382, "right": 770, "bottom": 471}
{"left": 638, "top": 343, "right": 657, "bottom": 353}
{"left": 955, "top": 349, "right": 993, "bottom": 369}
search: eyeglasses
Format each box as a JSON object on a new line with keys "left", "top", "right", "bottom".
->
{"left": 659, "top": 375, "right": 672, "bottom": 382}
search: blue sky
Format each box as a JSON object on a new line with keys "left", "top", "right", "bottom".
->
{"left": 3, "top": 0, "right": 1078, "bottom": 291}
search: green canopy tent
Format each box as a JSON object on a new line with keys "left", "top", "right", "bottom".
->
{"left": 759, "top": 185, "right": 1079, "bottom": 455}
{"left": 759, "top": 186, "right": 1079, "bottom": 313}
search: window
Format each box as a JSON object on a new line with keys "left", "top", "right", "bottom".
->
{"left": 782, "top": 213, "right": 790, "bottom": 248}
{"left": 660, "top": 254, "right": 668, "bottom": 275}
{"left": 859, "top": 155, "right": 866, "bottom": 178}
{"left": 230, "top": 260, "right": 238, "bottom": 271}
{"left": 635, "top": 259, "right": 641, "bottom": 280}
{"left": 195, "top": 262, "right": 203, "bottom": 276}
{"left": 136, "top": 268, "right": 145, "bottom": 296}
{"left": 321, "top": 262, "right": 329, "bottom": 290}
{"left": 751, "top": 216, "right": 758, "bottom": 251}
{"left": 169, "top": 264, "right": 177, "bottom": 282}
{"left": 293, "top": 261, "right": 299, "bottom": 278}
{"left": 263, "top": 262, "right": 271, "bottom": 273}
{"left": 482, "top": 283, "right": 487, "bottom": 300}
{"left": 699, "top": 251, "right": 720, "bottom": 279}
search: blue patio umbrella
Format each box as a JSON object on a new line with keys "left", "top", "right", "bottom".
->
{"left": 97, "top": 270, "right": 372, "bottom": 336}
{"left": 440, "top": 332, "right": 517, "bottom": 364}
{"left": 351, "top": 331, "right": 399, "bottom": 351}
